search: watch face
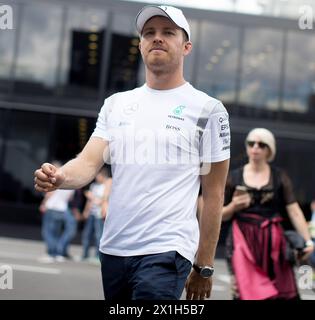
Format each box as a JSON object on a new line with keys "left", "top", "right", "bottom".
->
{"left": 200, "top": 267, "right": 214, "bottom": 278}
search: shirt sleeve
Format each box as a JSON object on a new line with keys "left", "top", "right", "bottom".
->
{"left": 91, "top": 98, "right": 112, "bottom": 141}
{"left": 280, "top": 169, "right": 297, "bottom": 205}
{"left": 200, "top": 101, "right": 231, "bottom": 163}
{"left": 224, "top": 173, "right": 234, "bottom": 206}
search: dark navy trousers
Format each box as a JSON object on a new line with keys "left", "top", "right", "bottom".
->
{"left": 99, "top": 250, "right": 192, "bottom": 300}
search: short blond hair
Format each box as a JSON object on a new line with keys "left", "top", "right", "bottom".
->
{"left": 246, "top": 128, "right": 276, "bottom": 162}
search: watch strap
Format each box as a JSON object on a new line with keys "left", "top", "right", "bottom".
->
{"left": 193, "top": 264, "right": 202, "bottom": 273}
{"left": 192, "top": 264, "right": 214, "bottom": 277}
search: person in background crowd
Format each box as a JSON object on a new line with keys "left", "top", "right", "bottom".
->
{"left": 38, "top": 161, "right": 74, "bottom": 263}
{"left": 222, "top": 128, "right": 314, "bottom": 300}
{"left": 56, "top": 188, "right": 85, "bottom": 260}
{"left": 81, "top": 168, "right": 112, "bottom": 261}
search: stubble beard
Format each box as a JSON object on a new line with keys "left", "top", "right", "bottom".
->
{"left": 145, "top": 55, "right": 180, "bottom": 77}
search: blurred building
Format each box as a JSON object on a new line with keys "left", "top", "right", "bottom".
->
{"left": 0, "top": 0, "right": 315, "bottom": 224}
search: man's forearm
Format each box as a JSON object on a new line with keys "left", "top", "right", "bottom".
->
{"left": 60, "top": 157, "right": 101, "bottom": 189}
{"left": 195, "top": 194, "right": 224, "bottom": 266}
{"left": 58, "top": 137, "right": 108, "bottom": 189}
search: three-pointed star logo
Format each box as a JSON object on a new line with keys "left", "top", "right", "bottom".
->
{"left": 123, "top": 103, "right": 139, "bottom": 115}
{"left": 173, "top": 105, "right": 186, "bottom": 116}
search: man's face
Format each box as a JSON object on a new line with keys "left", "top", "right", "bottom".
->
{"left": 139, "top": 16, "right": 192, "bottom": 73}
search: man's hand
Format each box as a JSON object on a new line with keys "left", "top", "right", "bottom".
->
{"left": 185, "top": 270, "right": 212, "bottom": 300}
{"left": 34, "top": 163, "right": 65, "bottom": 193}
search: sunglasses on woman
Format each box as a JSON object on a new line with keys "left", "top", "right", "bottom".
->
{"left": 246, "top": 141, "right": 268, "bottom": 149}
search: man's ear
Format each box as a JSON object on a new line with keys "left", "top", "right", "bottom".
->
{"left": 138, "top": 41, "right": 142, "bottom": 51}
{"left": 183, "top": 41, "right": 192, "bottom": 56}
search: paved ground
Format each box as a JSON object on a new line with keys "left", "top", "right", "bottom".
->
{"left": 0, "top": 236, "right": 232, "bottom": 300}
{"left": 0, "top": 235, "right": 314, "bottom": 300}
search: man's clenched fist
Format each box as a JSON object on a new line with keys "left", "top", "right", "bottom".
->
{"left": 34, "top": 162, "right": 65, "bottom": 192}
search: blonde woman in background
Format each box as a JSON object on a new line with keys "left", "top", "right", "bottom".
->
{"left": 222, "top": 128, "right": 314, "bottom": 300}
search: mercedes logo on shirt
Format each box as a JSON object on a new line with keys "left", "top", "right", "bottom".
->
{"left": 123, "top": 103, "right": 139, "bottom": 115}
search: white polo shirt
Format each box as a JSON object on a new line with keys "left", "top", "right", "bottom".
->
{"left": 92, "top": 82, "right": 230, "bottom": 263}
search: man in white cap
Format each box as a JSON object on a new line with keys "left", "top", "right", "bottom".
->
{"left": 34, "top": 5, "right": 230, "bottom": 300}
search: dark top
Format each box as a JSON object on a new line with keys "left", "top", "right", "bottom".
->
{"left": 69, "top": 189, "right": 86, "bottom": 212}
{"left": 224, "top": 166, "right": 296, "bottom": 228}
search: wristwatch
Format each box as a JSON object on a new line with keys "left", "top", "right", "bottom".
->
{"left": 193, "top": 264, "right": 214, "bottom": 278}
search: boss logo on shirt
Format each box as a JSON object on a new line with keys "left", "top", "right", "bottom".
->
{"left": 166, "top": 124, "right": 181, "bottom": 131}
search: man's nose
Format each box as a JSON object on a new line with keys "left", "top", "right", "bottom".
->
{"left": 153, "top": 34, "right": 163, "bottom": 44}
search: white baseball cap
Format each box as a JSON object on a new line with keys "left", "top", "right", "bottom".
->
{"left": 135, "top": 5, "right": 191, "bottom": 41}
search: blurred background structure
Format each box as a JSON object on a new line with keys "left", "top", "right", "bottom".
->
{"left": 0, "top": 0, "right": 315, "bottom": 227}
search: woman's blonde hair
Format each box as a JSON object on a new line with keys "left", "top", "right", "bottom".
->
{"left": 246, "top": 128, "right": 276, "bottom": 162}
